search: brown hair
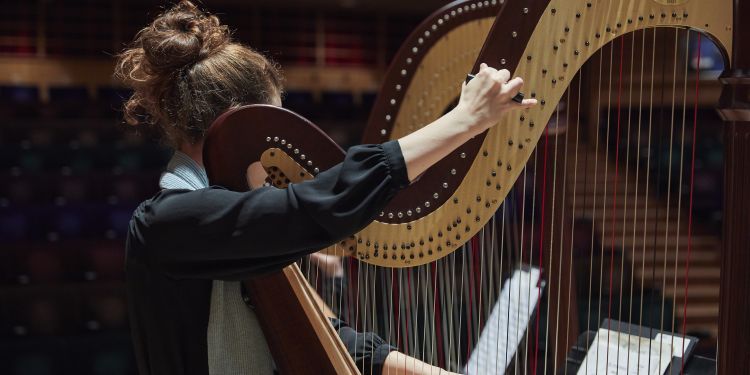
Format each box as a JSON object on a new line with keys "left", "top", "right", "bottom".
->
{"left": 115, "top": 1, "right": 283, "bottom": 147}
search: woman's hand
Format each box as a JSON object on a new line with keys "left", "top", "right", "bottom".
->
{"left": 309, "top": 252, "right": 344, "bottom": 278}
{"left": 397, "top": 63, "right": 537, "bottom": 181}
{"left": 453, "top": 63, "right": 537, "bottom": 137}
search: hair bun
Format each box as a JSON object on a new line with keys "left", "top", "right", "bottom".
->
{"left": 139, "top": 1, "right": 229, "bottom": 74}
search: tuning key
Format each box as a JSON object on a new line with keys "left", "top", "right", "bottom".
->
{"left": 465, "top": 74, "right": 525, "bottom": 103}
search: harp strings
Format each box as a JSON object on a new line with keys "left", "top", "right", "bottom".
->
{"left": 651, "top": 24, "right": 668, "bottom": 370}
{"left": 605, "top": 29, "right": 626, "bottom": 370}
{"left": 550, "top": 82, "right": 569, "bottom": 375}
{"left": 570, "top": 70, "right": 584, "bottom": 375}
{"left": 598, "top": 33, "right": 614, "bottom": 369}
{"left": 657, "top": 26, "right": 681, "bottom": 369}
{"left": 583, "top": 36, "right": 605, "bottom": 375}
{"left": 681, "top": 30, "right": 701, "bottom": 374}
{"left": 628, "top": 26, "right": 648, "bottom": 374}
{"left": 671, "top": 29, "right": 691, "bottom": 341}
{"left": 621, "top": 28, "right": 636, "bottom": 375}
{"left": 532, "top": 65, "right": 550, "bottom": 375}
{"left": 525, "top": 138, "right": 538, "bottom": 375}
{"left": 636, "top": 26, "right": 657, "bottom": 371}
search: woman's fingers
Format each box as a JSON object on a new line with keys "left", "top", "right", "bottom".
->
{"left": 496, "top": 69, "right": 511, "bottom": 83}
{"left": 505, "top": 76, "right": 524, "bottom": 92}
{"left": 497, "top": 77, "right": 537, "bottom": 108}
{"left": 517, "top": 98, "right": 538, "bottom": 108}
{"left": 462, "top": 65, "right": 537, "bottom": 122}
{"left": 486, "top": 70, "right": 505, "bottom": 92}
{"left": 470, "top": 67, "right": 510, "bottom": 94}
{"left": 489, "top": 70, "right": 509, "bottom": 92}
{"left": 502, "top": 77, "right": 524, "bottom": 100}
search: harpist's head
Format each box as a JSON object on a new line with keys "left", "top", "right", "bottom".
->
{"left": 115, "top": 1, "right": 283, "bottom": 148}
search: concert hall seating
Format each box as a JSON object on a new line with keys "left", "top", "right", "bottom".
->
{"left": 0, "top": 85, "right": 167, "bottom": 373}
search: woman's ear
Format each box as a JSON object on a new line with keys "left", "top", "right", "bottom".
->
{"left": 246, "top": 161, "right": 268, "bottom": 190}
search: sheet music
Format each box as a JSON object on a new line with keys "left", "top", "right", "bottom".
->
{"left": 653, "top": 333, "right": 692, "bottom": 358}
{"left": 576, "top": 329, "right": 673, "bottom": 375}
{"left": 463, "top": 267, "right": 541, "bottom": 375}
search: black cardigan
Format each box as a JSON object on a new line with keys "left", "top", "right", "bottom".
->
{"left": 124, "top": 141, "right": 408, "bottom": 375}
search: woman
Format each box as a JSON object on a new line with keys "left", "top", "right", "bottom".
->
{"left": 117, "top": 2, "right": 535, "bottom": 375}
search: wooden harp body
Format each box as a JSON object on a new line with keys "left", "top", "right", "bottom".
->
{"left": 205, "top": 0, "right": 749, "bottom": 373}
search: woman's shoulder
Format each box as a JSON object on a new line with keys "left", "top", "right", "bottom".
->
{"left": 132, "top": 186, "right": 232, "bottom": 225}
{"left": 126, "top": 187, "right": 232, "bottom": 248}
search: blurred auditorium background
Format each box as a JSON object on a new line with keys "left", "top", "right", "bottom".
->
{"left": 0, "top": 0, "right": 728, "bottom": 374}
{"left": 0, "top": 1, "right": 450, "bottom": 373}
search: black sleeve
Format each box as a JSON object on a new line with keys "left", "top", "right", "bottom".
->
{"left": 127, "top": 141, "right": 408, "bottom": 280}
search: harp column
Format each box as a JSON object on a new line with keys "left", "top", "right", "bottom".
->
{"left": 717, "top": 0, "right": 750, "bottom": 373}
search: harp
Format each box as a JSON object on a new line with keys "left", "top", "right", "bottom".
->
{"left": 204, "top": 0, "right": 749, "bottom": 373}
